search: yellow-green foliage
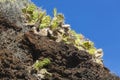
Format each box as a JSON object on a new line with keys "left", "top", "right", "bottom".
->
{"left": 32, "top": 10, "right": 39, "bottom": 21}
{"left": 26, "top": 4, "right": 36, "bottom": 12}
{"left": 88, "top": 48, "right": 96, "bottom": 55}
{"left": 81, "top": 41, "right": 97, "bottom": 55}
{"left": 53, "top": 8, "right": 57, "bottom": 17}
{"left": 82, "top": 41, "right": 94, "bottom": 50}
{"left": 62, "top": 30, "right": 82, "bottom": 47}
{"left": 62, "top": 30, "right": 97, "bottom": 55}
{"left": 22, "top": 4, "right": 38, "bottom": 23}
{"left": 22, "top": 5, "right": 64, "bottom": 29}
{"left": 22, "top": 3, "right": 99, "bottom": 55}
{"left": 33, "top": 58, "right": 51, "bottom": 70}
{"left": 50, "top": 8, "right": 64, "bottom": 30}
{"left": 39, "top": 15, "right": 51, "bottom": 29}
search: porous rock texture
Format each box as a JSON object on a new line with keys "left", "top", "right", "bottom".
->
{"left": 0, "top": 17, "right": 120, "bottom": 80}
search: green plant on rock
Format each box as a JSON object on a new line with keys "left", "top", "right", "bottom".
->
{"left": 22, "top": 5, "right": 64, "bottom": 30}
{"left": 88, "top": 48, "right": 96, "bottom": 55}
{"left": 81, "top": 41, "right": 94, "bottom": 49}
{"left": 26, "top": 4, "right": 37, "bottom": 13}
{"left": 61, "top": 29, "right": 97, "bottom": 54}
{"left": 39, "top": 15, "right": 51, "bottom": 29}
{"left": 22, "top": 4, "right": 38, "bottom": 24}
{"left": 31, "top": 10, "right": 39, "bottom": 22}
{"left": 81, "top": 41, "right": 96, "bottom": 55}
{"left": 22, "top": 3, "right": 47, "bottom": 25}
{"left": 33, "top": 58, "right": 51, "bottom": 70}
{"left": 74, "top": 34, "right": 83, "bottom": 49}
{"left": 22, "top": 3, "right": 101, "bottom": 56}
{"left": 53, "top": 8, "right": 57, "bottom": 17}
{"left": 50, "top": 8, "right": 64, "bottom": 30}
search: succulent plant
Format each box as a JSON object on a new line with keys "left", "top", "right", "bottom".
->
{"left": 26, "top": 4, "right": 37, "bottom": 13}
{"left": 32, "top": 10, "right": 39, "bottom": 22}
{"left": 21, "top": 3, "right": 103, "bottom": 62}
{"left": 53, "top": 8, "right": 57, "bottom": 17}
{"left": 88, "top": 48, "right": 96, "bottom": 55}
{"left": 22, "top": 4, "right": 37, "bottom": 24}
{"left": 33, "top": 58, "right": 51, "bottom": 70}
{"left": 50, "top": 8, "right": 64, "bottom": 30}
{"left": 81, "top": 41, "right": 94, "bottom": 50}
{"left": 39, "top": 15, "right": 51, "bottom": 29}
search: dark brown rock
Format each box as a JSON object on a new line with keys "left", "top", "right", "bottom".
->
{"left": 0, "top": 17, "right": 120, "bottom": 80}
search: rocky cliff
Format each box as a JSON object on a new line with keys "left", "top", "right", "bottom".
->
{"left": 0, "top": 0, "right": 120, "bottom": 80}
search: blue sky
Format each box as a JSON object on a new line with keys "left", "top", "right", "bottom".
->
{"left": 31, "top": 0, "right": 120, "bottom": 76}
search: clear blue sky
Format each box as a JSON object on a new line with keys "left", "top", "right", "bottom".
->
{"left": 32, "top": 0, "right": 120, "bottom": 76}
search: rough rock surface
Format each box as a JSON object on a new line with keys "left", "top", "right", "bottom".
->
{"left": 0, "top": 18, "right": 120, "bottom": 80}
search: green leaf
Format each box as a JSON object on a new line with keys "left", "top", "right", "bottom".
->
{"left": 50, "top": 19, "right": 59, "bottom": 30}
{"left": 53, "top": 8, "right": 57, "bottom": 17}
{"left": 50, "top": 8, "right": 64, "bottom": 30}
{"left": 39, "top": 23, "right": 47, "bottom": 29}
{"left": 26, "top": 4, "right": 36, "bottom": 13}
{"left": 88, "top": 48, "right": 96, "bottom": 55}
{"left": 38, "top": 11, "right": 46, "bottom": 19}
{"left": 32, "top": 10, "right": 39, "bottom": 21}
{"left": 56, "top": 14, "right": 64, "bottom": 23}
{"left": 39, "top": 15, "right": 51, "bottom": 29}
{"left": 82, "top": 41, "right": 94, "bottom": 50}
{"left": 33, "top": 58, "right": 51, "bottom": 70}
